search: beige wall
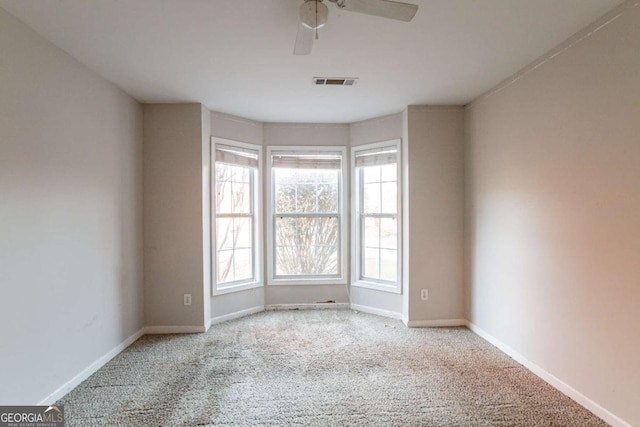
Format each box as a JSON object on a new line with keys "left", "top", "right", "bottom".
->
{"left": 404, "top": 107, "right": 466, "bottom": 324}
{"left": 211, "top": 111, "right": 263, "bottom": 145}
{"left": 0, "top": 7, "right": 143, "bottom": 404}
{"left": 201, "top": 106, "right": 212, "bottom": 324}
{"left": 210, "top": 112, "right": 265, "bottom": 319}
{"left": 350, "top": 113, "right": 403, "bottom": 147}
{"left": 465, "top": 2, "right": 640, "bottom": 425}
{"left": 143, "top": 103, "right": 206, "bottom": 328}
{"left": 263, "top": 123, "right": 351, "bottom": 305}
{"left": 263, "top": 123, "right": 350, "bottom": 147}
{"left": 350, "top": 113, "right": 404, "bottom": 316}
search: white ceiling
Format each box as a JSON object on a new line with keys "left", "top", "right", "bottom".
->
{"left": 0, "top": 0, "right": 622, "bottom": 123}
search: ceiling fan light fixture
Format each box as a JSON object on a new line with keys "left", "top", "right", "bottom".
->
{"left": 300, "top": 0, "right": 328, "bottom": 29}
{"left": 294, "top": 0, "right": 418, "bottom": 55}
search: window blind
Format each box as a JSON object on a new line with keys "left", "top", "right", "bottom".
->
{"left": 215, "top": 144, "right": 259, "bottom": 169}
{"left": 354, "top": 146, "right": 397, "bottom": 167}
{"left": 271, "top": 154, "right": 342, "bottom": 170}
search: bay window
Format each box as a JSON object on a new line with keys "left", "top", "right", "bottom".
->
{"left": 267, "top": 147, "right": 347, "bottom": 284}
{"left": 212, "top": 138, "right": 262, "bottom": 294}
{"left": 352, "top": 140, "right": 401, "bottom": 293}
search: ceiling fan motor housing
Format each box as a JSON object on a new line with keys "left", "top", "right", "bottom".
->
{"left": 300, "top": 0, "right": 328, "bottom": 29}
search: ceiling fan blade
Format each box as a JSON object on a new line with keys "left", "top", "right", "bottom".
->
{"left": 294, "top": 22, "right": 314, "bottom": 55}
{"left": 339, "top": 0, "right": 418, "bottom": 22}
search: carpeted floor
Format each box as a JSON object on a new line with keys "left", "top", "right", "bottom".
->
{"left": 58, "top": 310, "right": 607, "bottom": 426}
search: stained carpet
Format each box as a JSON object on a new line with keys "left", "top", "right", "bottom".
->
{"left": 58, "top": 310, "right": 607, "bottom": 426}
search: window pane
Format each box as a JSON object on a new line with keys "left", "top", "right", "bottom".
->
{"left": 363, "top": 183, "right": 381, "bottom": 213}
{"left": 216, "top": 162, "right": 233, "bottom": 182}
{"left": 271, "top": 151, "right": 343, "bottom": 280}
{"left": 356, "top": 146, "right": 399, "bottom": 287}
{"left": 317, "top": 184, "right": 338, "bottom": 212}
{"left": 275, "top": 246, "right": 296, "bottom": 276}
{"left": 363, "top": 217, "right": 380, "bottom": 249}
{"left": 275, "top": 184, "right": 296, "bottom": 213}
{"left": 216, "top": 163, "right": 252, "bottom": 214}
{"left": 380, "top": 218, "right": 397, "bottom": 249}
{"left": 316, "top": 170, "right": 337, "bottom": 184}
{"left": 216, "top": 217, "right": 255, "bottom": 285}
{"left": 233, "top": 182, "right": 251, "bottom": 214}
{"left": 275, "top": 216, "right": 339, "bottom": 276}
{"left": 380, "top": 249, "right": 397, "bottom": 282}
{"left": 274, "top": 168, "right": 296, "bottom": 185}
{"left": 363, "top": 166, "right": 380, "bottom": 183}
{"left": 380, "top": 183, "right": 397, "bottom": 214}
{"left": 296, "top": 169, "right": 316, "bottom": 183}
{"left": 234, "top": 248, "right": 253, "bottom": 281}
{"left": 216, "top": 181, "right": 232, "bottom": 214}
{"left": 275, "top": 168, "right": 339, "bottom": 214}
{"left": 216, "top": 218, "right": 234, "bottom": 250}
{"left": 363, "top": 248, "right": 380, "bottom": 280}
{"left": 213, "top": 141, "right": 260, "bottom": 290}
{"left": 217, "top": 250, "right": 233, "bottom": 283}
{"left": 275, "top": 217, "right": 297, "bottom": 246}
{"left": 235, "top": 217, "right": 252, "bottom": 249}
{"left": 296, "top": 183, "right": 316, "bottom": 213}
{"left": 234, "top": 166, "right": 250, "bottom": 183}
{"left": 380, "top": 163, "right": 397, "bottom": 182}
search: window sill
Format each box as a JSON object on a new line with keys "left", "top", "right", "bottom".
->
{"left": 212, "top": 281, "right": 263, "bottom": 296}
{"left": 351, "top": 280, "right": 401, "bottom": 294}
{"left": 268, "top": 278, "right": 347, "bottom": 286}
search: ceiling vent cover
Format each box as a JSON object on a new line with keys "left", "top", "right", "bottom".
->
{"left": 313, "top": 77, "right": 359, "bottom": 86}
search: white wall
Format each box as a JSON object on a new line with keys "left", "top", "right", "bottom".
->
{"left": 0, "top": 7, "right": 143, "bottom": 404}
{"left": 465, "top": 2, "right": 640, "bottom": 425}
{"left": 143, "top": 103, "right": 207, "bottom": 329}
{"left": 404, "top": 107, "right": 466, "bottom": 324}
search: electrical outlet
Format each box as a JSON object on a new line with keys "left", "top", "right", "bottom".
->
{"left": 420, "top": 289, "right": 428, "bottom": 301}
{"left": 183, "top": 294, "right": 192, "bottom": 306}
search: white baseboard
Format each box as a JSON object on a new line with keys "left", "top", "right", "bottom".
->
{"left": 265, "top": 303, "right": 350, "bottom": 311}
{"left": 37, "top": 328, "right": 145, "bottom": 405}
{"left": 210, "top": 305, "right": 265, "bottom": 325}
{"left": 406, "top": 318, "right": 466, "bottom": 328}
{"left": 350, "top": 304, "right": 402, "bottom": 320}
{"left": 466, "top": 321, "right": 631, "bottom": 427}
{"left": 144, "top": 325, "right": 206, "bottom": 334}
{"left": 205, "top": 318, "right": 212, "bottom": 331}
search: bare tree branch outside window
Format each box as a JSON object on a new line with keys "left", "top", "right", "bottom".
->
{"left": 215, "top": 163, "right": 253, "bottom": 284}
{"left": 274, "top": 168, "right": 340, "bottom": 276}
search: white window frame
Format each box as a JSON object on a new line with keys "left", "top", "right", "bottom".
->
{"left": 351, "top": 139, "right": 402, "bottom": 294}
{"left": 211, "top": 137, "right": 263, "bottom": 295}
{"left": 267, "top": 146, "right": 348, "bottom": 286}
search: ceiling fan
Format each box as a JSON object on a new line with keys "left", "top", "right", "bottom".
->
{"left": 294, "top": 0, "right": 419, "bottom": 55}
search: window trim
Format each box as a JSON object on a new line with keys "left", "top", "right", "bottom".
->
{"left": 266, "top": 145, "right": 348, "bottom": 286}
{"left": 351, "top": 139, "right": 402, "bottom": 294}
{"left": 211, "top": 137, "right": 263, "bottom": 296}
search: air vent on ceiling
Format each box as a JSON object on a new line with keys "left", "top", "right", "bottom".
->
{"left": 313, "top": 77, "right": 359, "bottom": 86}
